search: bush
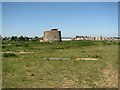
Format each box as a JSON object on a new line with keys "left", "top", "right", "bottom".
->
{"left": 3, "top": 53, "right": 16, "bottom": 57}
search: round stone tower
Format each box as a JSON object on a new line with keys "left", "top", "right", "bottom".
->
{"left": 43, "top": 28, "right": 61, "bottom": 42}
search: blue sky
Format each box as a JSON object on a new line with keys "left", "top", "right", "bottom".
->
{"left": 2, "top": 2, "right": 118, "bottom": 37}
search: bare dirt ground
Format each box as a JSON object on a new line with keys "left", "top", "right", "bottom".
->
{"left": 1, "top": 51, "right": 34, "bottom": 54}
{"left": 95, "top": 64, "right": 118, "bottom": 88}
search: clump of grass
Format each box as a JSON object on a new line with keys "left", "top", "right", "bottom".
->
{"left": 102, "top": 41, "right": 118, "bottom": 45}
{"left": 16, "top": 42, "right": 29, "bottom": 47}
{"left": 87, "top": 55, "right": 102, "bottom": 59}
{"left": 6, "top": 49, "right": 11, "bottom": 51}
{"left": 3, "top": 53, "right": 17, "bottom": 57}
{"left": 65, "top": 46, "right": 70, "bottom": 49}
{"left": 16, "top": 44, "right": 21, "bottom": 47}
{"left": 52, "top": 47, "right": 64, "bottom": 49}
{"left": 82, "top": 50, "right": 85, "bottom": 53}
{"left": 2, "top": 45, "right": 6, "bottom": 48}
{"left": 52, "top": 46, "right": 70, "bottom": 49}
{"left": 23, "top": 43, "right": 29, "bottom": 47}
{"left": 63, "top": 41, "right": 97, "bottom": 49}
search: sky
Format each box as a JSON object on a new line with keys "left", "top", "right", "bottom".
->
{"left": 2, "top": 0, "right": 120, "bottom": 2}
{"left": 2, "top": 2, "right": 118, "bottom": 37}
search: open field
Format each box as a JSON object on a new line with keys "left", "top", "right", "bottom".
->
{"left": 2, "top": 40, "right": 118, "bottom": 88}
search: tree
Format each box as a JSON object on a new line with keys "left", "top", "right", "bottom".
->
{"left": 34, "top": 36, "right": 39, "bottom": 41}
{"left": 11, "top": 36, "right": 18, "bottom": 41}
{"left": 18, "top": 36, "right": 25, "bottom": 41}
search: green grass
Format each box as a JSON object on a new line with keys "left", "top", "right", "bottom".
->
{"left": 2, "top": 40, "right": 118, "bottom": 88}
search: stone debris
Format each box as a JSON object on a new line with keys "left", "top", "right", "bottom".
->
{"left": 76, "top": 58, "right": 98, "bottom": 61}
{"left": 48, "top": 58, "right": 70, "bottom": 60}
{"left": 42, "top": 57, "right": 98, "bottom": 61}
{"left": 16, "top": 51, "right": 34, "bottom": 54}
{"left": 1, "top": 51, "right": 34, "bottom": 54}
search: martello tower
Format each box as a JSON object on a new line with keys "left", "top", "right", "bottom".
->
{"left": 43, "top": 28, "right": 61, "bottom": 42}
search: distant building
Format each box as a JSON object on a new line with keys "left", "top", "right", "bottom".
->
{"left": 43, "top": 28, "right": 61, "bottom": 42}
{"left": 74, "top": 36, "right": 84, "bottom": 40}
{"left": 61, "top": 37, "right": 74, "bottom": 41}
{"left": 39, "top": 37, "right": 44, "bottom": 42}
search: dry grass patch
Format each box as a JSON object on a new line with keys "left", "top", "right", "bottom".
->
{"left": 60, "top": 78, "right": 78, "bottom": 88}
{"left": 94, "top": 64, "right": 118, "bottom": 88}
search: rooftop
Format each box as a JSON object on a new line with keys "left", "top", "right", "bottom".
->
{"left": 50, "top": 28, "right": 58, "bottom": 31}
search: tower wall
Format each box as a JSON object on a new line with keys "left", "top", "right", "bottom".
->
{"left": 43, "top": 29, "right": 61, "bottom": 42}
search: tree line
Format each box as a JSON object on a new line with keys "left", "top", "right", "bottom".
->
{"left": 2, "top": 36, "right": 41, "bottom": 41}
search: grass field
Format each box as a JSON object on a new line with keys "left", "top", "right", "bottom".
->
{"left": 2, "top": 40, "right": 118, "bottom": 88}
